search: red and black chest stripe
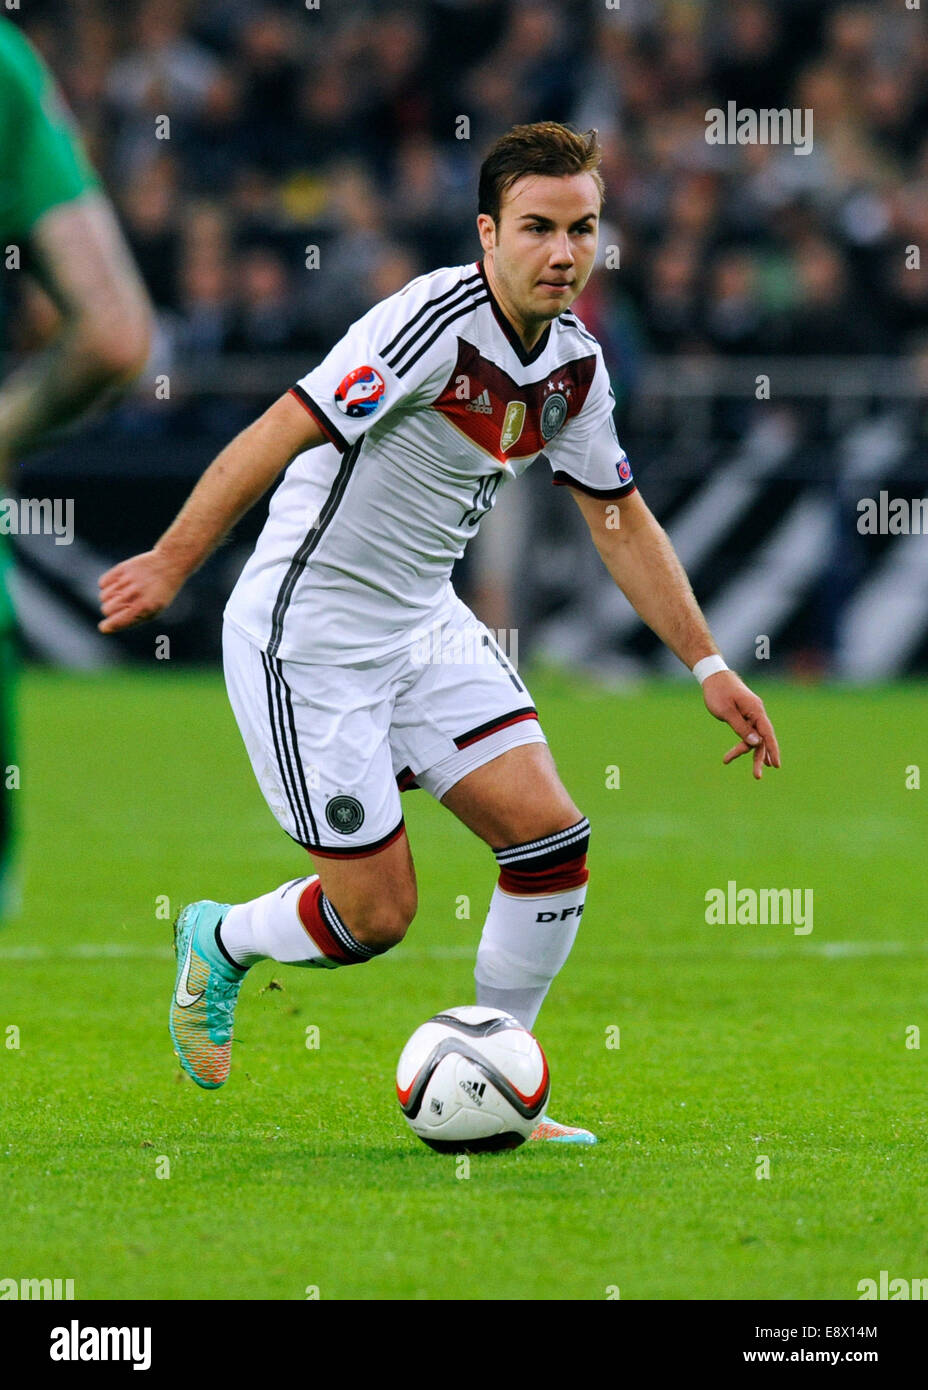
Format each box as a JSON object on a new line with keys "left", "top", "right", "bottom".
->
{"left": 432, "top": 340, "right": 597, "bottom": 462}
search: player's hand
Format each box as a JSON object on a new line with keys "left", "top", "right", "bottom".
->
{"left": 97, "top": 549, "right": 184, "bottom": 633}
{"left": 701, "top": 670, "right": 781, "bottom": 780}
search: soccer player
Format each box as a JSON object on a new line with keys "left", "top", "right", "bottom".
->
{"left": 99, "top": 123, "right": 780, "bottom": 1144}
{"left": 0, "top": 16, "right": 151, "bottom": 915}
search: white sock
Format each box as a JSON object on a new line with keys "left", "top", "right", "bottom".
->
{"left": 474, "top": 880, "right": 587, "bottom": 1030}
{"left": 219, "top": 876, "right": 332, "bottom": 969}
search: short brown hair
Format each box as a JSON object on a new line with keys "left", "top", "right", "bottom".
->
{"left": 478, "top": 122, "right": 605, "bottom": 225}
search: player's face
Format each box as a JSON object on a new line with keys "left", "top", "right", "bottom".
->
{"left": 479, "top": 173, "right": 600, "bottom": 340}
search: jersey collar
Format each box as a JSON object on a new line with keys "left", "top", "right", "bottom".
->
{"left": 476, "top": 260, "right": 552, "bottom": 367}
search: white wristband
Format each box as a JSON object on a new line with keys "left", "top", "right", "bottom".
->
{"left": 692, "top": 654, "right": 729, "bottom": 684}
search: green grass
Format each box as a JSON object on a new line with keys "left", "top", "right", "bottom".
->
{"left": 1, "top": 667, "right": 926, "bottom": 1300}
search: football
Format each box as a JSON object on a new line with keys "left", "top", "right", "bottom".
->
{"left": 395, "top": 1006, "right": 550, "bottom": 1153}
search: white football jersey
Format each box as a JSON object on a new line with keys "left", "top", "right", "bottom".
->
{"left": 224, "top": 260, "right": 636, "bottom": 663}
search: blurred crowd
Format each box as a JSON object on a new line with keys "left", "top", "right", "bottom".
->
{"left": 9, "top": 0, "right": 928, "bottom": 378}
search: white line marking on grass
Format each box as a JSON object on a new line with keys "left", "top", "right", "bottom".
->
{"left": 0, "top": 944, "right": 173, "bottom": 959}
{"left": 392, "top": 946, "right": 477, "bottom": 961}
{"left": 744, "top": 941, "right": 914, "bottom": 958}
{"left": 0, "top": 940, "right": 919, "bottom": 964}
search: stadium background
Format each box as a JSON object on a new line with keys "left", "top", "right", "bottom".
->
{"left": 3, "top": 0, "right": 926, "bottom": 679}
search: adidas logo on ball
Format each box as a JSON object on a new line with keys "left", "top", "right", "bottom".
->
{"left": 396, "top": 1005, "right": 550, "bottom": 1153}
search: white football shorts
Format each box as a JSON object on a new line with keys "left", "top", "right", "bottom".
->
{"left": 222, "top": 603, "right": 547, "bottom": 858}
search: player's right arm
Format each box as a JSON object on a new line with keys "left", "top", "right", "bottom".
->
{"left": 97, "top": 393, "right": 326, "bottom": 633}
{"left": 99, "top": 267, "right": 459, "bottom": 632}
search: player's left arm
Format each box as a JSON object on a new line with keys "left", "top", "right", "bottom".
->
{"left": 570, "top": 485, "right": 781, "bottom": 779}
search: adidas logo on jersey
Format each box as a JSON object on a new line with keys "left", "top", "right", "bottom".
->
{"left": 459, "top": 1078, "right": 487, "bottom": 1105}
{"left": 465, "top": 389, "right": 493, "bottom": 415}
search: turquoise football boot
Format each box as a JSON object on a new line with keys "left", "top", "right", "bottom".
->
{"left": 169, "top": 901, "right": 246, "bottom": 1088}
{"left": 530, "top": 1115, "right": 598, "bottom": 1145}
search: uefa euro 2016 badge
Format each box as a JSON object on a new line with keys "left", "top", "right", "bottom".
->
{"left": 334, "top": 365, "right": 386, "bottom": 418}
{"left": 540, "top": 391, "right": 568, "bottom": 441}
{"left": 617, "top": 455, "right": 632, "bottom": 483}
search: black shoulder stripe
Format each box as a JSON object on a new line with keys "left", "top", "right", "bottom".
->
{"left": 384, "top": 287, "right": 488, "bottom": 376}
{"left": 390, "top": 295, "right": 490, "bottom": 378}
{"left": 379, "top": 272, "right": 483, "bottom": 361}
{"left": 558, "top": 312, "right": 598, "bottom": 348}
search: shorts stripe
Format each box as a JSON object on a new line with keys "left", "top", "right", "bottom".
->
{"left": 454, "top": 707, "right": 538, "bottom": 750}
{"left": 261, "top": 651, "right": 310, "bottom": 844}
{"left": 480, "top": 631, "right": 524, "bottom": 692}
{"left": 262, "top": 652, "right": 320, "bottom": 846}
{"left": 305, "top": 817, "right": 406, "bottom": 860}
{"left": 273, "top": 656, "right": 320, "bottom": 845}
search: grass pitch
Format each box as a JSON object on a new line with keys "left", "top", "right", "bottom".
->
{"left": 1, "top": 666, "right": 926, "bottom": 1300}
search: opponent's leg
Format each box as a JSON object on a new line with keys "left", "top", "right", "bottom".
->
{"left": 170, "top": 834, "right": 417, "bottom": 1090}
{"left": 441, "top": 743, "right": 596, "bottom": 1144}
